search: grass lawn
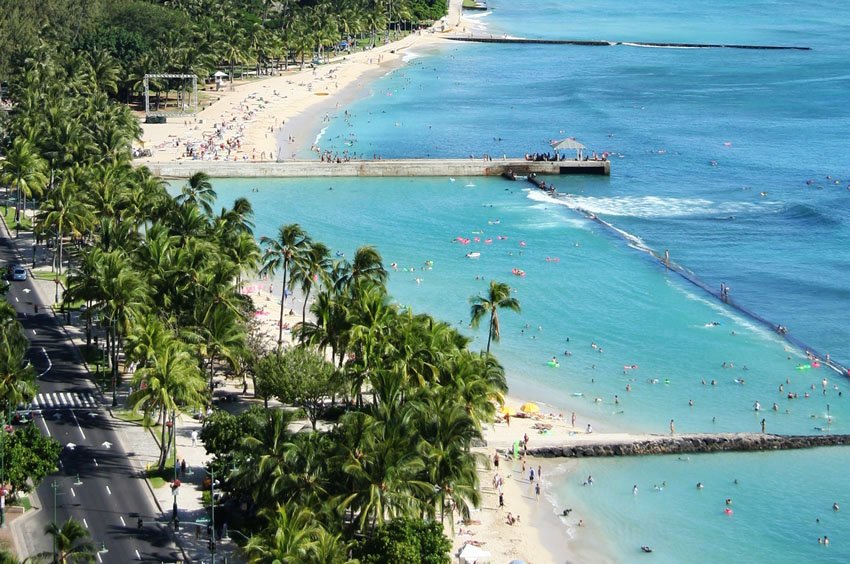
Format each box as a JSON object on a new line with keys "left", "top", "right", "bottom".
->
{"left": 113, "top": 409, "right": 146, "bottom": 425}
{"left": 1, "top": 206, "right": 32, "bottom": 231}
{"left": 32, "top": 270, "right": 67, "bottom": 286}
{"left": 15, "top": 496, "right": 32, "bottom": 511}
{"left": 146, "top": 449, "right": 178, "bottom": 489}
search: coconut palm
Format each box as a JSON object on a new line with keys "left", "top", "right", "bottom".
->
{"left": 0, "top": 319, "right": 37, "bottom": 415}
{"left": 291, "top": 240, "right": 331, "bottom": 329}
{"left": 333, "top": 245, "right": 387, "bottom": 293}
{"left": 469, "top": 280, "right": 521, "bottom": 354}
{"left": 415, "top": 394, "right": 482, "bottom": 526}
{"left": 39, "top": 517, "right": 95, "bottom": 564}
{"left": 0, "top": 137, "right": 47, "bottom": 233}
{"left": 36, "top": 171, "right": 93, "bottom": 276}
{"left": 244, "top": 502, "right": 326, "bottom": 563}
{"left": 127, "top": 319, "right": 206, "bottom": 469}
{"left": 259, "top": 223, "right": 310, "bottom": 346}
{"left": 175, "top": 172, "right": 217, "bottom": 216}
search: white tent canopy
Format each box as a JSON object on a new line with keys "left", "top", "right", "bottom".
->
{"left": 550, "top": 137, "right": 586, "bottom": 159}
{"left": 213, "top": 71, "right": 229, "bottom": 78}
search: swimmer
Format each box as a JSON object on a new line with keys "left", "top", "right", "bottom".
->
{"left": 633, "top": 484, "right": 638, "bottom": 495}
{"left": 696, "top": 482, "right": 704, "bottom": 489}
{"left": 833, "top": 503, "right": 840, "bottom": 511}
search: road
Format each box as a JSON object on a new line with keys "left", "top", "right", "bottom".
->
{"left": 0, "top": 236, "right": 182, "bottom": 563}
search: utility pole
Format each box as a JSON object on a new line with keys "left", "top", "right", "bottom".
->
{"left": 211, "top": 465, "right": 216, "bottom": 564}
{"left": 1, "top": 407, "right": 8, "bottom": 528}
{"left": 171, "top": 410, "right": 179, "bottom": 530}
{"left": 51, "top": 481, "right": 60, "bottom": 562}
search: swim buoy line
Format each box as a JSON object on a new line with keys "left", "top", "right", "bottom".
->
{"left": 577, "top": 208, "right": 849, "bottom": 378}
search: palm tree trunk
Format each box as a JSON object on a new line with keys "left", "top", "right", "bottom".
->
{"left": 159, "top": 409, "right": 168, "bottom": 469}
{"left": 486, "top": 313, "right": 494, "bottom": 354}
{"left": 300, "top": 285, "right": 311, "bottom": 333}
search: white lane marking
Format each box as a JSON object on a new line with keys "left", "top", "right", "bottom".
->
{"left": 96, "top": 552, "right": 102, "bottom": 563}
{"left": 135, "top": 549, "right": 141, "bottom": 560}
{"left": 119, "top": 515, "right": 125, "bottom": 527}
{"left": 93, "top": 458, "right": 98, "bottom": 467}
{"left": 13, "top": 296, "right": 18, "bottom": 302}
{"left": 106, "top": 485, "right": 111, "bottom": 495}
{"left": 31, "top": 329, "right": 36, "bottom": 335}
{"left": 83, "top": 518, "right": 88, "bottom": 528}
{"left": 39, "top": 348, "right": 51, "bottom": 377}
{"left": 70, "top": 409, "right": 86, "bottom": 440}
{"left": 70, "top": 488, "right": 76, "bottom": 498}
{"left": 37, "top": 413, "right": 52, "bottom": 437}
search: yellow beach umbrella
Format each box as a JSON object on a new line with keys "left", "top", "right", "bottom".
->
{"left": 500, "top": 405, "right": 516, "bottom": 416}
{"left": 521, "top": 402, "right": 540, "bottom": 414}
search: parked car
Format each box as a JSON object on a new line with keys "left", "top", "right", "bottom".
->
{"left": 10, "top": 265, "right": 27, "bottom": 281}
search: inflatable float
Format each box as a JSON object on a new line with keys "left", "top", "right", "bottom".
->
{"left": 512, "top": 268, "right": 526, "bottom": 277}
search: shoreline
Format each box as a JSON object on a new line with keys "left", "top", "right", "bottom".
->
{"left": 135, "top": 30, "right": 459, "bottom": 166}
{"left": 153, "top": 0, "right": 612, "bottom": 559}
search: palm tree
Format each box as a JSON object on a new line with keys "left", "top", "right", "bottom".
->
{"left": 0, "top": 137, "right": 47, "bottom": 234}
{"left": 469, "top": 280, "right": 521, "bottom": 354}
{"left": 36, "top": 171, "right": 93, "bottom": 276}
{"left": 290, "top": 240, "right": 331, "bottom": 329}
{"left": 259, "top": 224, "right": 309, "bottom": 346}
{"left": 0, "top": 317, "right": 37, "bottom": 415}
{"left": 244, "top": 502, "right": 326, "bottom": 563}
{"left": 175, "top": 172, "right": 217, "bottom": 216}
{"left": 334, "top": 245, "right": 387, "bottom": 293}
{"left": 415, "top": 394, "right": 482, "bottom": 526}
{"left": 92, "top": 251, "right": 150, "bottom": 402}
{"left": 127, "top": 320, "right": 206, "bottom": 469}
{"left": 39, "top": 517, "right": 95, "bottom": 564}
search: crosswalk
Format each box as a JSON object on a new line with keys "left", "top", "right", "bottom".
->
{"left": 31, "top": 392, "right": 99, "bottom": 410}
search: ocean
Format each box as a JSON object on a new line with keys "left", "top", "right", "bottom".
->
{"left": 212, "top": 0, "right": 850, "bottom": 560}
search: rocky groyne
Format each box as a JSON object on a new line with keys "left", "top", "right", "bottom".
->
{"left": 527, "top": 433, "right": 850, "bottom": 458}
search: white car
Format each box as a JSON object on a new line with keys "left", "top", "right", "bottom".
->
{"left": 11, "top": 266, "right": 27, "bottom": 281}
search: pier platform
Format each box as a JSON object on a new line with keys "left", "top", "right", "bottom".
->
{"left": 143, "top": 158, "right": 610, "bottom": 179}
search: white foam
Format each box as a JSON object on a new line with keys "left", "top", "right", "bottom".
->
{"left": 313, "top": 125, "right": 328, "bottom": 145}
{"left": 530, "top": 191, "right": 774, "bottom": 219}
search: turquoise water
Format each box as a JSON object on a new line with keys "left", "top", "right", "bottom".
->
{"left": 210, "top": 0, "right": 850, "bottom": 560}
{"left": 554, "top": 449, "right": 850, "bottom": 563}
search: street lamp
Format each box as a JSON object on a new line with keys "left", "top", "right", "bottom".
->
{"left": 168, "top": 411, "right": 179, "bottom": 530}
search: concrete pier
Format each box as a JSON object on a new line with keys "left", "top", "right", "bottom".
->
{"left": 526, "top": 432, "right": 850, "bottom": 459}
{"left": 143, "top": 158, "right": 610, "bottom": 179}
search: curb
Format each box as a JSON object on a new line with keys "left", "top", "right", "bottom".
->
{"left": 0, "top": 213, "right": 192, "bottom": 562}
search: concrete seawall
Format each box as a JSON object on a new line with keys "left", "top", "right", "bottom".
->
{"left": 527, "top": 433, "right": 850, "bottom": 458}
{"left": 141, "top": 158, "right": 610, "bottom": 179}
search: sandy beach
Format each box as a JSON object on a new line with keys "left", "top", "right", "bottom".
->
{"left": 451, "top": 396, "right": 653, "bottom": 564}
{"left": 150, "top": 0, "right": 612, "bottom": 559}
{"left": 135, "top": 1, "right": 465, "bottom": 165}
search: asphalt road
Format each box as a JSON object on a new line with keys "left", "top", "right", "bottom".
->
{"left": 0, "top": 236, "right": 182, "bottom": 563}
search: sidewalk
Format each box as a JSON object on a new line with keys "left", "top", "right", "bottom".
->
{"left": 0, "top": 212, "right": 246, "bottom": 563}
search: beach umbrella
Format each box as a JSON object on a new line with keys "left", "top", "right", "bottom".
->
{"left": 521, "top": 402, "right": 540, "bottom": 414}
{"left": 213, "top": 71, "right": 228, "bottom": 77}
{"left": 500, "top": 405, "right": 516, "bottom": 416}
{"left": 550, "top": 137, "right": 586, "bottom": 159}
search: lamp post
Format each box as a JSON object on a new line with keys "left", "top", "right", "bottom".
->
{"left": 210, "top": 465, "right": 216, "bottom": 564}
{"left": 0, "top": 410, "right": 11, "bottom": 528}
{"left": 51, "top": 480, "right": 60, "bottom": 563}
{"left": 169, "top": 411, "right": 179, "bottom": 530}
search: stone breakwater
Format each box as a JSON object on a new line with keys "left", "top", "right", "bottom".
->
{"left": 527, "top": 433, "right": 850, "bottom": 458}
